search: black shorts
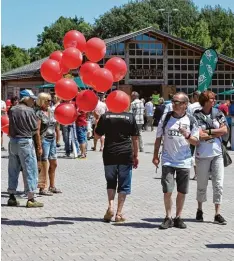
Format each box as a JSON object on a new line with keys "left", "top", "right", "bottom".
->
{"left": 161, "top": 166, "right": 190, "bottom": 194}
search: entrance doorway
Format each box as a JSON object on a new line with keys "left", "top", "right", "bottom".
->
{"left": 132, "top": 85, "right": 161, "bottom": 99}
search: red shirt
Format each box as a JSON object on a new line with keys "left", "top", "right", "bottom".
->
{"left": 218, "top": 104, "right": 229, "bottom": 116}
{"left": 76, "top": 110, "right": 87, "bottom": 127}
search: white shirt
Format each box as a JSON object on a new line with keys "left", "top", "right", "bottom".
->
{"left": 164, "top": 102, "right": 173, "bottom": 114}
{"left": 145, "top": 101, "right": 154, "bottom": 116}
{"left": 187, "top": 102, "right": 202, "bottom": 115}
{"left": 130, "top": 99, "right": 144, "bottom": 125}
{"left": 157, "top": 114, "right": 199, "bottom": 168}
{"left": 94, "top": 101, "right": 107, "bottom": 116}
{"left": 1, "top": 100, "right": 6, "bottom": 116}
{"left": 195, "top": 114, "right": 222, "bottom": 158}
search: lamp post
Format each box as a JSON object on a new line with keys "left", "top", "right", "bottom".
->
{"left": 158, "top": 8, "right": 179, "bottom": 34}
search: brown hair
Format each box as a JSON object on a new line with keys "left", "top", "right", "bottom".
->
{"left": 199, "top": 91, "right": 215, "bottom": 106}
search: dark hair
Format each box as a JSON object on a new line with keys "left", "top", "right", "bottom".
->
{"left": 168, "top": 93, "right": 174, "bottom": 100}
{"left": 199, "top": 91, "right": 215, "bottom": 106}
{"left": 11, "top": 96, "right": 19, "bottom": 104}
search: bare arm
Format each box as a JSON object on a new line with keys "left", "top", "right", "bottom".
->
{"left": 153, "top": 137, "right": 162, "bottom": 159}
{"left": 202, "top": 124, "right": 228, "bottom": 137}
{"left": 131, "top": 136, "right": 138, "bottom": 158}
{"left": 55, "top": 123, "right": 60, "bottom": 144}
{"left": 35, "top": 120, "right": 42, "bottom": 156}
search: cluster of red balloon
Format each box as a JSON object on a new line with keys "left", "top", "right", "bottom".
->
{"left": 40, "top": 30, "right": 130, "bottom": 125}
{"left": 1, "top": 100, "right": 11, "bottom": 134}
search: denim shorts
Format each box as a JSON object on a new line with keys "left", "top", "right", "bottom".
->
{"left": 104, "top": 165, "right": 133, "bottom": 194}
{"left": 161, "top": 166, "right": 190, "bottom": 194}
{"left": 41, "top": 137, "right": 57, "bottom": 161}
{"left": 76, "top": 126, "right": 87, "bottom": 144}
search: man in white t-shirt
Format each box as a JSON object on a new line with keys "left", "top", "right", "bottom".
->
{"left": 1, "top": 100, "right": 7, "bottom": 151}
{"left": 144, "top": 97, "right": 154, "bottom": 131}
{"left": 152, "top": 92, "right": 199, "bottom": 230}
{"left": 92, "top": 97, "right": 108, "bottom": 151}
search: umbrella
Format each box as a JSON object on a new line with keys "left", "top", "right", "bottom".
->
{"left": 36, "top": 77, "right": 88, "bottom": 89}
{"left": 218, "top": 89, "right": 234, "bottom": 95}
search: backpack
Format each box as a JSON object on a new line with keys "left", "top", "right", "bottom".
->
{"left": 162, "top": 111, "right": 196, "bottom": 155}
{"left": 162, "top": 111, "right": 196, "bottom": 134}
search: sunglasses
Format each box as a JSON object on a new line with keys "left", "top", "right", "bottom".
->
{"left": 172, "top": 100, "right": 185, "bottom": 105}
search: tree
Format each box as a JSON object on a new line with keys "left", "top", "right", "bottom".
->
{"left": 1, "top": 45, "right": 30, "bottom": 73}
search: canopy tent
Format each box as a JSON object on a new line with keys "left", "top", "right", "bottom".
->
{"left": 218, "top": 89, "right": 234, "bottom": 95}
{"left": 36, "top": 77, "right": 88, "bottom": 89}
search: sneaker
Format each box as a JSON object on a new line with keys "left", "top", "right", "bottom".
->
{"left": 77, "top": 154, "right": 86, "bottom": 159}
{"left": 159, "top": 217, "right": 174, "bottom": 229}
{"left": 174, "top": 217, "right": 187, "bottom": 229}
{"left": 26, "top": 199, "right": 44, "bottom": 208}
{"left": 214, "top": 214, "right": 227, "bottom": 225}
{"left": 7, "top": 194, "right": 19, "bottom": 206}
{"left": 196, "top": 209, "right": 204, "bottom": 222}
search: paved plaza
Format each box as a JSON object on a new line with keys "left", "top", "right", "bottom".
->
{"left": 1, "top": 131, "right": 234, "bottom": 261}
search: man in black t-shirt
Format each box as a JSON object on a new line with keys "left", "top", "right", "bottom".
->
{"left": 95, "top": 111, "right": 139, "bottom": 222}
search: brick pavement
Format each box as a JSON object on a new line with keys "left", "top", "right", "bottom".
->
{"left": 1, "top": 131, "right": 234, "bottom": 261}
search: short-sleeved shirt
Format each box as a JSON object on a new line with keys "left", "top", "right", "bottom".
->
{"left": 1, "top": 100, "right": 6, "bottom": 116}
{"left": 76, "top": 110, "right": 87, "bottom": 127}
{"left": 36, "top": 109, "right": 56, "bottom": 140}
{"left": 194, "top": 109, "right": 226, "bottom": 158}
{"left": 9, "top": 103, "right": 38, "bottom": 138}
{"left": 95, "top": 112, "right": 139, "bottom": 165}
{"left": 130, "top": 99, "right": 144, "bottom": 125}
{"left": 218, "top": 104, "right": 229, "bottom": 116}
{"left": 187, "top": 102, "right": 202, "bottom": 115}
{"left": 145, "top": 101, "right": 154, "bottom": 116}
{"left": 157, "top": 114, "right": 199, "bottom": 168}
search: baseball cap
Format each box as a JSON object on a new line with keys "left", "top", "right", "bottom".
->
{"left": 20, "top": 89, "right": 37, "bottom": 100}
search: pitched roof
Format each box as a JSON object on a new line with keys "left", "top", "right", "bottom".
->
{"left": 2, "top": 26, "right": 234, "bottom": 81}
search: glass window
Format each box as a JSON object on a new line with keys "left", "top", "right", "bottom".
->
{"left": 175, "top": 80, "right": 180, "bottom": 85}
{"left": 175, "top": 59, "right": 180, "bottom": 64}
{"left": 213, "top": 74, "right": 217, "bottom": 79}
{"left": 129, "top": 58, "right": 135, "bottom": 64}
{"left": 157, "top": 50, "right": 163, "bottom": 55}
{"left": 188, "top": 50, "right": 194, "bottom": 56}
{"left": 175, "top": 73, "right": 180, "bottom": 79}
{"left": 188, "top": 73, "right": 194, "bottom": 79}
{"left": 156, "top": 43, "right": 163, "bottom": 49}
{"left": 219, "top": 80, "right": 224, "bottom": 85}
{"left": 129, "top": 50, "right": 135, "bottom": 55}
{"left": 157, "top": 65, "right": 163, "bottom": 70}
{"left": 168, "top": 58, "right": 173, "bottom": 64}
{"left": 174, "top": 44, "right": 181, "bottom": 49}
{"left": 168, "top": 73, "right": 174, "bottom": 79}
{"left": 181, "top": 59, "right": 187, "bottom": 65}
{"left": 136, "top": 58, "right": 142, "bottom": 64}
{"left": 218, "top": 64, "right": 224, "bottom": 71}
{"left": 143, "top": 58, "right": 149, "bottom": 64}
{"left": 157, "top": 59, "right": 163, "bottom": 64}
{"left": 143, "top": 65, "right": 149, "bottom": 69}
{"left": 174, "top": 50, "right": 180, "bottom": 56}
{"left": 174, "top": 65, "right": 180, "bottom": 70}
{"left": 188, "top": 80, "right": 194, "bottom": 85}
{"left": 150, "top": 43, "right": 156, "bottom": 49}
{"left": 218, "top": 74, "right": 224, "bottom": 79}
{"left": 117, "top": 43, "right": 124, "bottom": 55}
{"left": 149, "top": 49, "right": 156, "bottom": 55}
{"left": 137, "top": 43, "right": 143, "bottom": 49}
{"left": 225, "top": 74, "right": 230, "bottom": 79}
{"left": 135, "top": 35, "right": 143, "bottom": 41}
{"left": 136, "top": 49, "right": 143, "bottom": 55}
{"left": 168, "top": 50, "right": 173, "bottom": 55}
{"left": 219, "top": 95, "right": 224, "bottom": 100}
{"left": 168, "top": 79, "right": 174, "bottom": 85}
{"left": 150, "top": 58, "right": 156, "bottom": 64}
{"left": 168, "top": 65, "right": 173, "bottom": 70}
{"left": 182, "top": 74, "right": 187, "bottom": 79}
{"left": 181, "top": 50, "right": 187, "bottom": 56}
{"left": 168, "top": 42, "right": 173, "bottom": 49}
{"left": 212, "top": 80, "right": 217, "bottom": 85}
{"left": 188, "top": 59, "right": 194, "bottom": 64}
{"left": 129, "top": 43, "right": 135, "bottom": 49}
{"left": 181, "top": 65, "right": 187, "bottom": 70}
{"left": 188, "top": 65, "right": 194, "bottom": 70}
{"left": 148, "top": 34, "right": 157, "bottom": 41}
{"left": 143, "top": 34, "right": 149, "bottom": 40}
{"left": 225, "top": 65, "right": 230, "bottom": 71}
{"left": 182, "top": 80, "right": 187, "bottom": 85}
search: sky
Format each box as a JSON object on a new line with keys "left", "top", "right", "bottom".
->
{"left": 1, "top": 0, "right": 234, "bottom": 49}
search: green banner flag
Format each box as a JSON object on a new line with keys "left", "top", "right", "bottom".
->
{"left": 197, "top": 49, "right": 218, "bottom": 92}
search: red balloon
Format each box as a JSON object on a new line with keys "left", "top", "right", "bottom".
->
{"left": 55, "top": 78, "right": 78, "bottom": 100}
{"left": 76, "top": 90, "right": 98, "bottom": 112}
{"left": 54, "top": 103, "right": 78, "bottom": 125}
{"left": 1, "top": 115, "right": 9, "bottom": 134}
{"left": 104, "top": 57, "right": 127, "bottom": 82}
{"left": 106, "top": 90, "right": 130, "bottom": 113}
{"left": 79, "top": 62, "right": 100, "bottom": 87}
{"left": 60, "top": 64, "right": 70, "bottom": 75}
{"left": 50, "top": 51, "right": 63, "bottom": 62}
{"left": 85, "top": 38, "right": 106, "bottom": 62}
{"left": 40, "top": 59, "right": 63, "bottom": 83}
{"left": 63, "top": 30, "right": 86, "bottom": 52}
{"left": 6, "top": 99, "right": 11, "bottom": 107}
{"left": 61, "top": 47, "right": 83, "bottom": 69}
{"left": 92, "top": 68, "right": 113, "bottom": 92}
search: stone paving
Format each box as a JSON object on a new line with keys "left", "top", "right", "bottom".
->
{"left": 1, "top": 131, "right": 234, "bottom": 261}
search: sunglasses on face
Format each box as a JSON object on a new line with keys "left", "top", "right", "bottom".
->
{"left": 172, "top": 100, "right": 185, "bottom": 105}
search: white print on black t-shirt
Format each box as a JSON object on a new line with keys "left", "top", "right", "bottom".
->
{"left": 106, "top": 114, "right": 130, "bottom": 120}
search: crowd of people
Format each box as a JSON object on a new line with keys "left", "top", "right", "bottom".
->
{"left": 1, "top": 88, "right": 233, "bottom": 229}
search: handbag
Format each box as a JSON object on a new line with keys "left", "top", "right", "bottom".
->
{"left": 221, "top": 143, "right": 232, "bottom": 167}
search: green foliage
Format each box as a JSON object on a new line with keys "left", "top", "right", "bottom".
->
{"left": 2, "top": 1, "right": 234, "bottom": 73}
{"left": 1, "top": 44, "right": 30, "bottom": 73}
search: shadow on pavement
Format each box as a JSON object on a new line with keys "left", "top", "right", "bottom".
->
{"left": 112, "top": 222, "right": 160, "bottom": 228}
{"left": 53, "top": 216, "right": 104, "bottom": 222}
{"left": 206, "top": 244, "right": 234, "bottom": 249}
{"left": 1, "top": 218, "right": 74, "bottom": 227}
{"left": 142, "top": 217, "right": 214, "bottom": 224}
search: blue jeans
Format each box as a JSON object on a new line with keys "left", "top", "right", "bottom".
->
{"left": 104, "top": 165, "right": 133, "bottom": 194}
{"left": 8, "top": 138, "right": 38, "bottom": 194}
{"left": 41, "top": 137, "right": 57, "bottom": 161}
{"left": 62, "top": 124, "right": 79, "bottom": 155}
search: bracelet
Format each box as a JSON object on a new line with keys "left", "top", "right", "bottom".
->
{"left": 208, "top": 129, "right": 212, "bottom": 135}
{"left": 185, "top": 133, "right": 191, "bottom": 139}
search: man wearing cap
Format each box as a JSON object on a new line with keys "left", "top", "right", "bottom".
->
{"left": 7, "top": 89, "right": 44, "bottom": 208}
